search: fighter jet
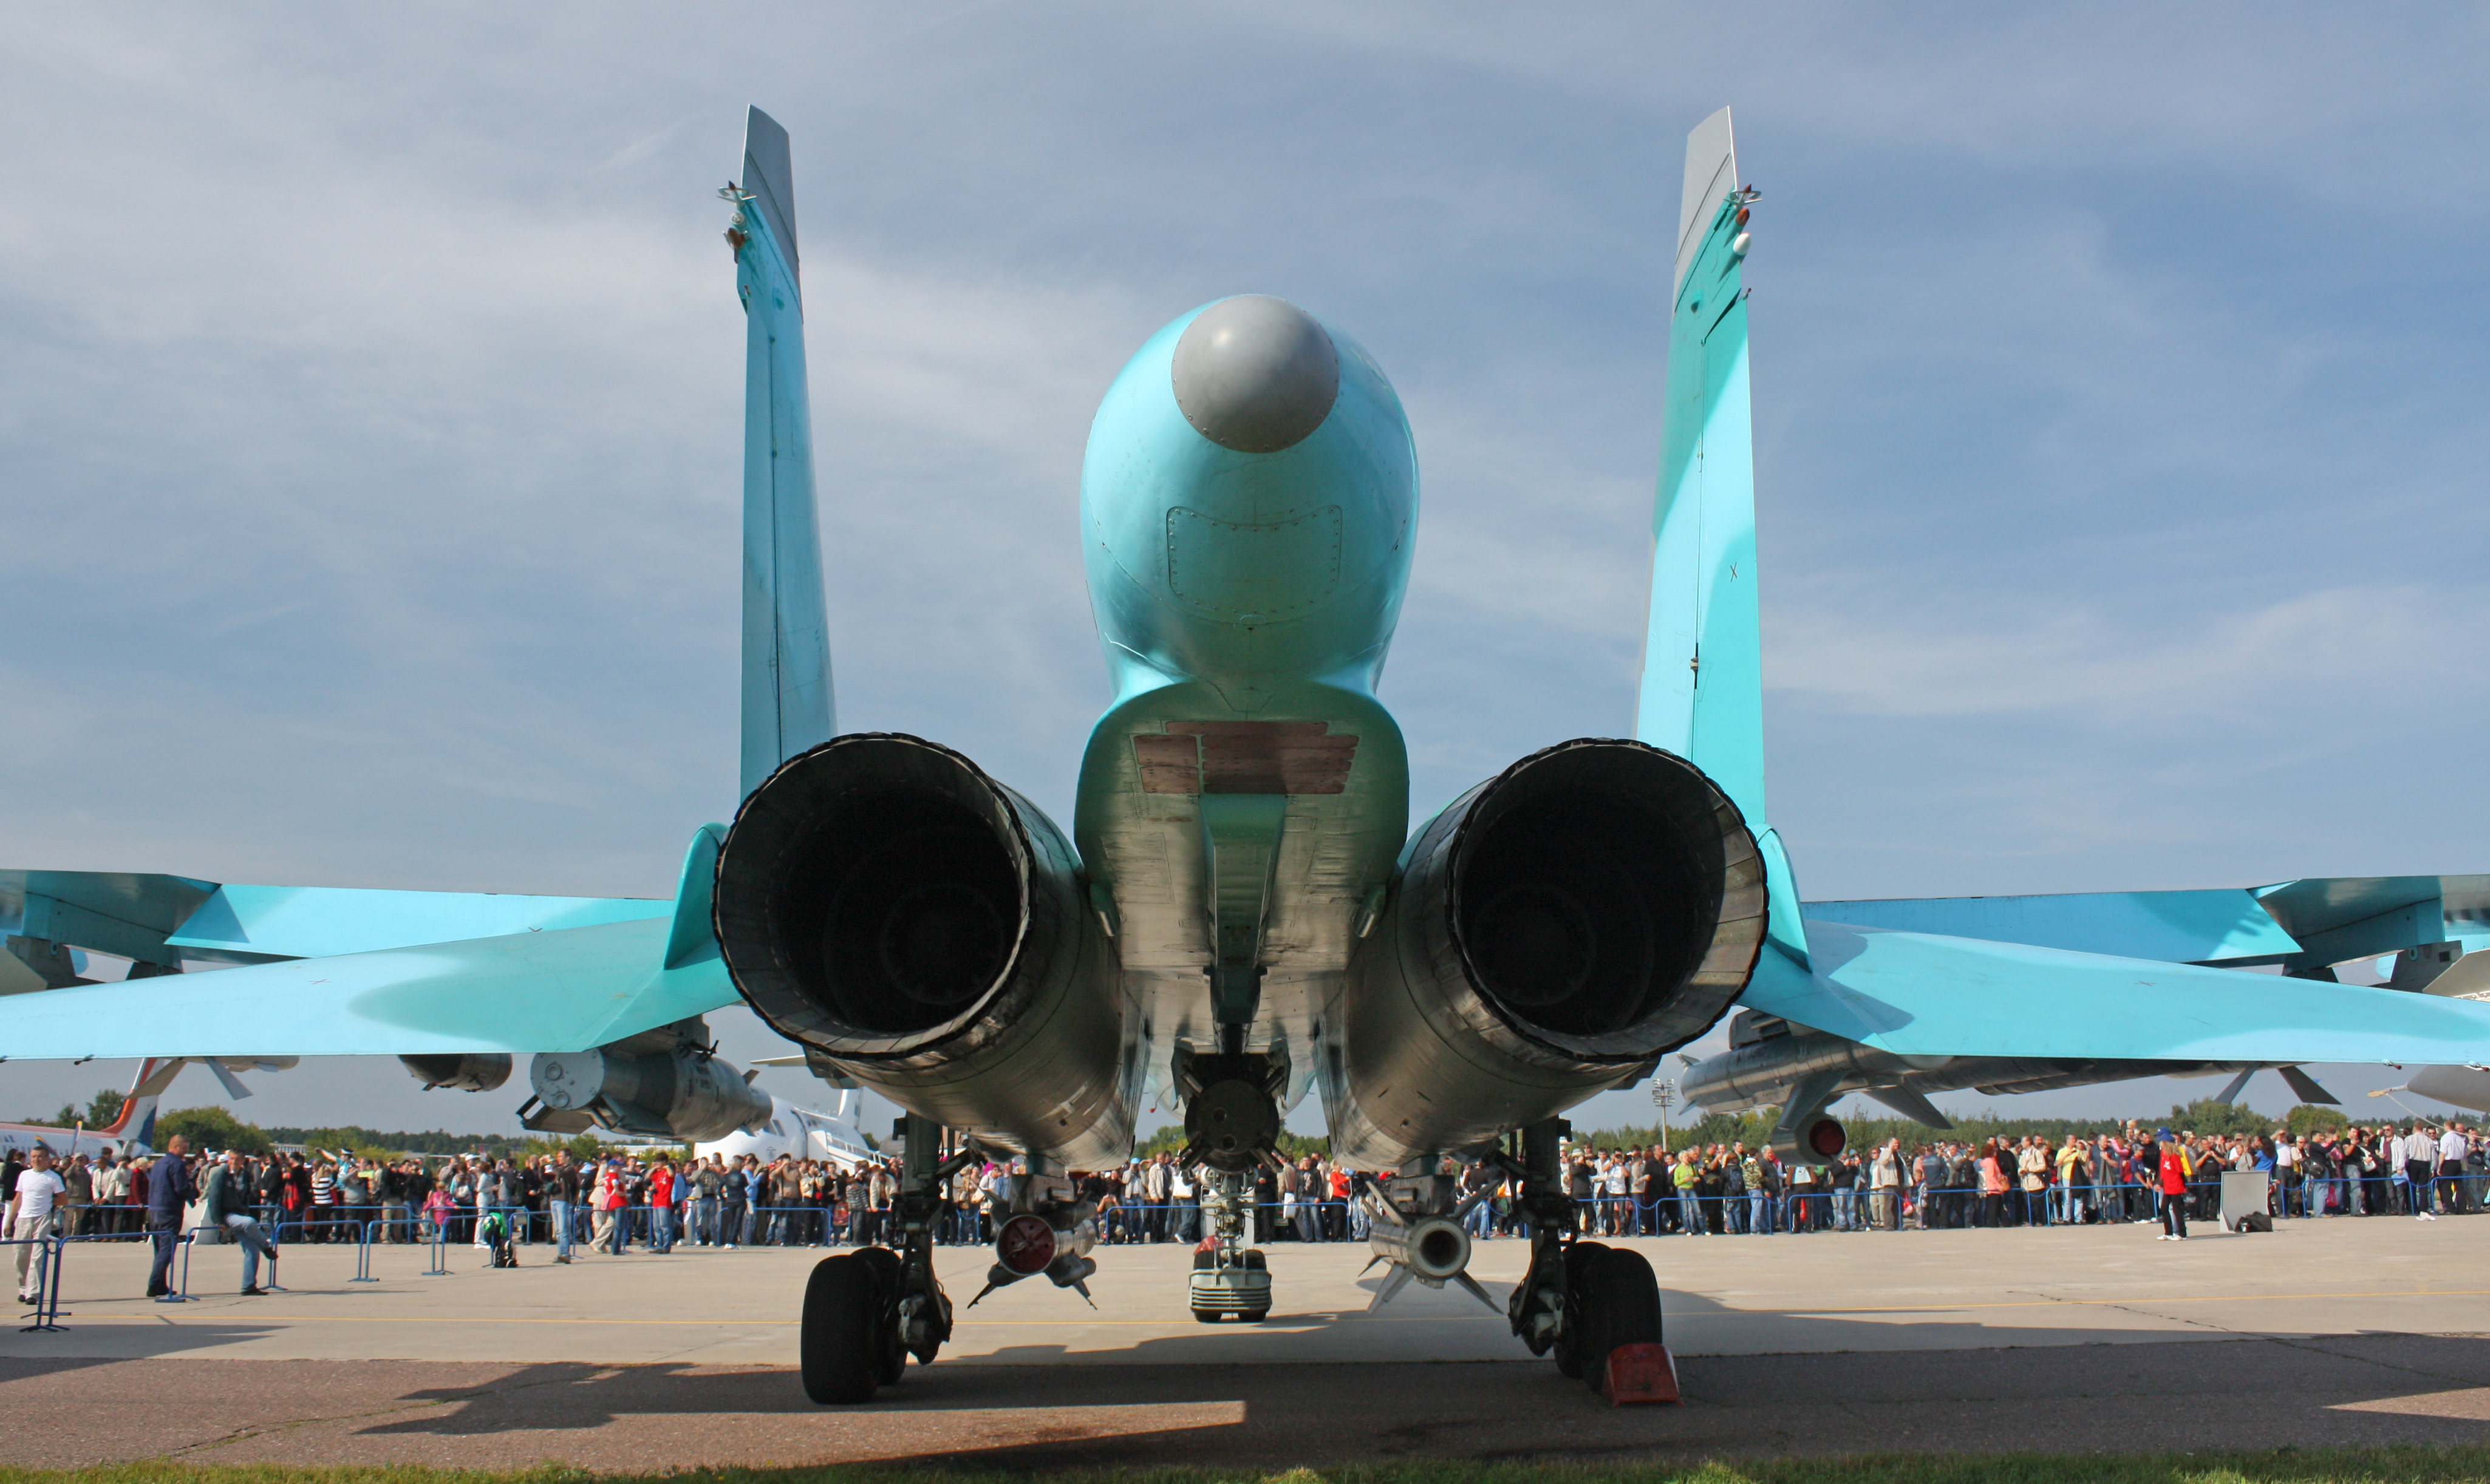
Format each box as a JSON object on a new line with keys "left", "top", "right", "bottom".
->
{"left": 12, "top": 105, "right": 2490, "bottom": 1406}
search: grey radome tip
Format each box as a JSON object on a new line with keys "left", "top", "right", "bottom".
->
{"left": 1675, "top": 106, "right": 1736, "bottom": 293}
{"left": 741, "top": 106, "right": 798, "bottom": 267}
{"left": 1172, "top": 296, "right": 1340, "bottom": 454}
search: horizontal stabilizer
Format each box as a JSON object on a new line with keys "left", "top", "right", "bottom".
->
{"left": 0, "top": 917, "right": 735, "bottom": 1060}
{"left": 169, "top": 885, "right": 670, "bottom": 962}
{"left": 1740, "top": 920, "right": 2490, "bottom": 1064}
{"left": 1, "top": 870, "right": 217, "bottom": 968}
{"left": 1806, "top": 889, "right": 2301, "bottom": 967}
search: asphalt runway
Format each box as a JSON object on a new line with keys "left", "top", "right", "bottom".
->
{"left": 9, "top": 1216, "right": 2490, "bottom": 1469}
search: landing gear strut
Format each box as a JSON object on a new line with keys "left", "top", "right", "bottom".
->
{"left": 800, "top": 1111, "right": 972, "bottom": 1404}
{"left": 1503, "top": 1116, "right": 1667, "bottom": 1394}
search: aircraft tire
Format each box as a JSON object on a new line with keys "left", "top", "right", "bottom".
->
{"left": 1552, "top": 1241, "right": 1611, "bottom": 1379}
{"left": 1193, "top": 1307, "right": 1221, "bottom": 1323}
{"left": 1572, "top": 1246, "right": 1662, "bottom": 1394}
{"left": 851, "top": 1246, "right": 908, "bottom": 1384}
{"left": 800, "top": 1254, "right": 879, "bottom": 1404}
{"left": 1241, "top": 1310, "right": 1267, "bottom": 1322}
{"left": 1193, "top": 1250, "right": 1215, "bottom": 1271}
{"left": 1241, "top": 1248, "right": 1267, "bottom": 1270}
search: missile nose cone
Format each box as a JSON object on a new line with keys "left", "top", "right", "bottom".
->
{"left": 1171, "top": 295, "right": 1340, "bottom": 454}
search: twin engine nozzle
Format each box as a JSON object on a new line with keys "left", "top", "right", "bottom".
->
{"left": 1329, "top": 738, "right": 1770, "bottom": 1169}
{"left": 711, "top": 733, "right": 1130, "bottom": 1171}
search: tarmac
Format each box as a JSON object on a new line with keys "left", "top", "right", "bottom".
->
{"left": 9, "top": 1214, "right": 2490, "bottom": 1470}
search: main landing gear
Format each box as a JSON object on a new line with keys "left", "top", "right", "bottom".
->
{"left": 800, "top": 1113, "right": 974, "bottom": 1404}
{"left": 1503, "top": 1117, "right": 1670, "bottom": 1398}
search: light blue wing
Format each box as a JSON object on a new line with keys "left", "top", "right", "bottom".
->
{"left": 1, "top": 824, "right": 734, "bottom": 1061}
{"left": 1739, "top": 919, "right": 2490, "bottom": 1063}
{"left": 168, "top": 885, "right": 670, "bottom": 961}
{"left": 0, "top": 917, "right": 737, "bottom": 1060}
{"left": 1807, "top": 874, "right": 2490, "bottom": 977}
{"left": 1804, "top": 889, "right": 2301, "bottom": 966}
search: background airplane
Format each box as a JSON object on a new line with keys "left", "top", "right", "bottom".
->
{"left": 697, "top": 1084, "right": 876, "bottom": 1167}
{"left": 0, "top": 1057, "right": 182, "bottom": 1159}
{"left": 12, "top": 106, "right": 2490, "bottom": 1409}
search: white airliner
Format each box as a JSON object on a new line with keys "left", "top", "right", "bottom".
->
{"left": 695, "top": 1086, "right": 877, "bottom": 1166}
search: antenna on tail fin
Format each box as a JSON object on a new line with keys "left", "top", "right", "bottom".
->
{"left": 1635, "top": 107, "right": 1807, "bottom": 967}
{"left": 732, "top": 106, "right": 836, "bottom": 800}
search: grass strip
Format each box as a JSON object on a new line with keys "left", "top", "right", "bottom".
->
{"left": 14, "top": 1448, "right": 2490, "bottom": 1484}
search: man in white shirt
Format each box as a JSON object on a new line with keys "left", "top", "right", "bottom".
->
{"left": 2402, "top": 1127, "right": 2440, "bottom": 1220}
{"left": 2440, "top": 1124, "right": 2471, "bottom": 1215}
{"left": 10, "top": 1146, "right": 67, "bottom": 1306}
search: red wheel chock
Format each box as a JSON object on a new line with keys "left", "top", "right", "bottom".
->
{"left": 1601, "top": 1343, "right": 1680, "bottom": 1405}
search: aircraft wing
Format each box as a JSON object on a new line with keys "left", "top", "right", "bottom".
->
{"left": 1806, "top": 874, "right": 2490, "bottom": 976}
{"left": 1740, "top": 919, "right": 2490, "bottom": 1063}
{"left": 0, "top": 916, "right": 737, "bottom": 1060}
{"left": 0, "top": 825, "right": 737, "bottom": 1061}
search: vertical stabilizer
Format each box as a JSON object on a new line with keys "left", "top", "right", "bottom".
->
{"left": 102, "top": 1057, "right": 185, "bottom": 1151}
{"left": 1637, "top": 108, "right": 1806, "bottom": 965}
{"left": 733, "top": 106, "right": 836, "bottom": 799}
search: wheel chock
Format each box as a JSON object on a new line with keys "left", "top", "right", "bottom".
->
{"left": 1601, "top": 1343, "right": 1680, "bottom": 1405}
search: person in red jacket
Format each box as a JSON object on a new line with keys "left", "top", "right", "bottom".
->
{"left": 646, "top": 1157, "right": 677, "bottom": 1254}
{"left": 2157, "top": 1129, "right": 2194, "bottom": 1241}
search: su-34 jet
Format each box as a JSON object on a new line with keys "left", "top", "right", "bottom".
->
{"left": 13, "top": 105, "right": 2490, "bottom": 1405}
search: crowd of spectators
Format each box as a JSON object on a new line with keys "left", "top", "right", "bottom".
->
{"left": 1533, "top": 1120, "right": 2487, "bottom": 1236}
{"left": 7, "top": 1118, "right": 2481, "bottom": 1288}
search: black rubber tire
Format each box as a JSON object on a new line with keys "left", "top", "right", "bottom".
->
{"left": 800, "top": 1254, "right": 879, "bottom": 1404}
{"left": 1553, "top": 1241, "right": 1610, "bottom": 1380}
{"left": 1572, "top": 1246, "right": 1663, "bottom": 1394}
{"left": 1192, "top": 1307, "right": 1221, "bottom": 1323}
{"left": 1241, "top": 1248, "right": 1267, "bottom": 1271}
{"left": 850, "top": 1247, "right": 907, "bottom": 1384}
{"left": 1241, "top": 1310, "right": 1268, "bottom": 1323}
{"left": 1193, "top": 1250, "right": 1216, "bottom": 1271}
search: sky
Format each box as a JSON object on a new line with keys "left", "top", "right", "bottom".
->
{"left": 6, "top": 4, "right": 2490, "bottom": 1142}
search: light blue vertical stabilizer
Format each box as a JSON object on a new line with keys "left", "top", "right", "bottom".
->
{"left": 1636, "top": 107, "right": 1804, "bottom": 965}
{"left": 733, "top": 106, "right": 835, "bottom": 800}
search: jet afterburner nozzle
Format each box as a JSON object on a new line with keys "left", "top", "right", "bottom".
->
{"left": 1330, "top": 738, "right": 1767, "bottom": 1169}
{"left": 714, "top": 732, "right": 1128, "bottom": 1169}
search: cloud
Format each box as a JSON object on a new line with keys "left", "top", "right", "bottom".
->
{"left": 1768, "top": 582, "right": 2468, "bottom": 726}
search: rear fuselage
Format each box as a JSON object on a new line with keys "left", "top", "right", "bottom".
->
{"left": 1073, "top": 296, "right": 1417, "bottom": 1120}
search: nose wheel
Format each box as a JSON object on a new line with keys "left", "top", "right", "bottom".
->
{"left": 1189, "top": 1245, "right": 1269, "bottom": 1322}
